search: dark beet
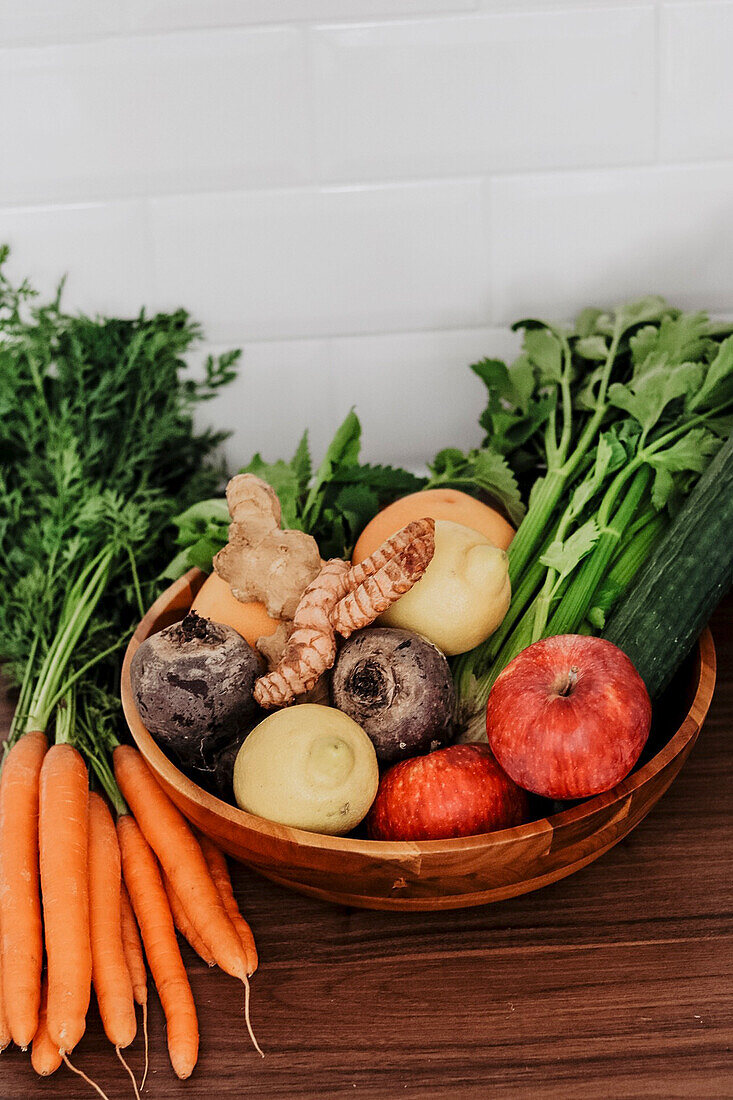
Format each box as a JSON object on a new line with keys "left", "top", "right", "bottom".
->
{"left": 331, "top": 627, "right": 454, "bottom": 763}
{"left": 130, "top": 612, "right": 259, "bottom": 773}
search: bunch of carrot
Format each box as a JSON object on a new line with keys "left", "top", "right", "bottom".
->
{"left": 0, "top": 698, "right": 260, "bottom": 1089}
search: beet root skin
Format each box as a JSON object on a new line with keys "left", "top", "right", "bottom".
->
{"left": 130, "top": 612, "right": 260, "bottom": 772}
{"left": 331, "top": 627, "right": 454, "bottom": 763}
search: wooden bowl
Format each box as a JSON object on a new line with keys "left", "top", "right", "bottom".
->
{"left": 121, "top": 569, "right": 717, "bottom": 911}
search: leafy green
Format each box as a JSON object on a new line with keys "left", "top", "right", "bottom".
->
{"left": 471, "top": 357, "right": 554, "bottom": 458}
{"left": 0, "top": 246, "right": 238, "bottom": 743}
{"left": 540, "top": 519, "right": 600, "bottom": 585}
{"left": 647, "top": 428, "right": 721, "bottom": 510}
{"left": 688, "top": 335, "right": 733, "bottom": 413}
{"left": 425, "top": 446, "right": 525, "bottom": 526}
{"left": 608, "top": 360, "right": 703, "bottom": 435}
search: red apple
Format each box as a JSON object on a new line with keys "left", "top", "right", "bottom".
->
{"left": 366, "top": 744, "right": 529, "bottom": 841}
{"left": 486, "top": 634, "right": 651, "bottom": 800}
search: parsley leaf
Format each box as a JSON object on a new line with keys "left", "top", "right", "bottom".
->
{"left": 427, "top": 446, "right": 525, "bottom": 526}
{"left": 647, "top": 428, "right": 721, "bottom": 510}
{"left": 688, "top": 335, "right": 733, "bottom": 413}
{"left": 540, "top": 519, "right": 600, "bottom": 585}
{"left": 608, "top": 360, "right": 703, "bottom": 434}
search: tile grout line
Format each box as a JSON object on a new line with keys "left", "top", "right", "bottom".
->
{"left": 5, "top": 154, "right": 733, "bottom": 217}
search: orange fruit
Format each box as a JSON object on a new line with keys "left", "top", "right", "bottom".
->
{"left": 191, "top": 571, "right": 279, "bottom": 649}
{"left": 352, "top": 488, "right": 514, "bottom": 564}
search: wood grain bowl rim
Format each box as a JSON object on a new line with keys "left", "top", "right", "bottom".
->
{"left": 121, "top": 569, "right": 717, "bottom": 859}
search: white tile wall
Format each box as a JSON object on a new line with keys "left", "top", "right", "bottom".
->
{"left": 0, "top": 202, "right": 151, "bottom": 315}
{"left": 489, "top": 164, "right": 733, "bottom": 322}
{"left": 0, "top": 28, "right": 309, "bottom": 205}
{"left": 124, "top": 0, "right": 477, "bottom": 35}
{"left": 312, "top": 8, "right": 656, "bottom": 181}
{"left": 148, "top": 181, "right": 490, "bottom": 341}
{"left": 2, "top": 1, "right": 733, "bottom": 466}
{"left": 660, "top": 2, "right": 733, "bottom": 162}
{"left": 0, "top": 2, "right": 125, "bottom": 47}
{"left": 200, "top": 326, "right": 521, "bottom": 471}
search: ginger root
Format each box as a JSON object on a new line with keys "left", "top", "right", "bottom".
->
{"left": 213, "top": 473, "right": 322, "bottom": 621}
{"left": 254, "top": 518, "right": 435, "bottom": 708}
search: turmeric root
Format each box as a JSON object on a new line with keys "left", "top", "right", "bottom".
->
{"left": 254, "top": 519, "right": 435, "bottom": 708}
{"left": 254, "top": 559, "right": 350, "bottom": 708}
{"left": 213, "top": 473, "right": 322, "bottom": 620}
{"left": 332, "top": 519, "right": 435, "bottom": 639}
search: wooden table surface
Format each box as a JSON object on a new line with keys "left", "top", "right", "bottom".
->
{"left": 0, "top": 599, "right": 731, "bottom": 1100}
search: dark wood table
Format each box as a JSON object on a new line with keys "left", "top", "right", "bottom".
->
{"left": 1, "top": 599, "right": 731, "bottom": 1099}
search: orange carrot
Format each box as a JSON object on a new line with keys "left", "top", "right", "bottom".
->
{"left": 113, "top": 746, "right": 248, "bottom": 981}
{"left": 117, "top": 814, "right": 198, "bottom": 1080}
{"left": 162, "top": 871, "right": 216, "bottom": 968}
{"left": 31, "top": 975, "right": 62, "bottom": 1077}
{"left": 197, "top": 833, "right": 258, "bottom": 976}
{"left": 39, "top": 743, "right": 92, "bottom": 1054}
{"left": 88, "top": 793, "right": 136, "bottom": 1050}
{"left": 0, "top": 729, "right": 47, "bottom": 1047}
{"left": 119, "top": 881, "right": 148, "bottom": 1090}
{"left": 0, "top": 956, "right": 10, "bottom": 1053}
{"left": 119, "top": 882, "right": 147, "bottom": 1008}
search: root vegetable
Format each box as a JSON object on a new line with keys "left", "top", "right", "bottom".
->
{"left": 130, "top": 612, "right": 260, "bottom": 773}
{"left": 117, "top": 814, "right": 199, "bottom": 1080}
{"left": 331, "top": 628, "right": 454, "bottom": 763}
{"left": 88, "top": 793, "right": 137, "bottom": 1050}
{"left": 380, "top": 520, "right": 510, "bottom": 655}
{"left": 254, "top": 519, "right": 435, "bottom": 708}
{"left": 213, "top": 474, "right": 321, "bottom": 620}
{"left": 0, "top": 729, "right": 47, "bottom": 1048}
{"left": 39, "top": 743, "right": 92, "bottom": 1054}
{"left": 114, "top": 747, "right": 249, "bottom": 983}
{"left": 233, "top": 704, "right": 379, "bottom": 835}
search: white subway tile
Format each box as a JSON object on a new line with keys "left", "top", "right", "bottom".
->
{"left": 489, "top": 164, "right": 733, "bottom": 324}
{"left": 0, "top": 27, "right": 308, "bottom": 205}
{"left": 198, "top": 326, "right": 519, "bottom": 473}
{"left": 660, "top": 2, "right": 733, "bottom": 161}
{"left": 0, "top": 201, "right": 151, "bottom": 315}
{"left": 328, "top": 327, "right": 518, "bottom": 466}
{"left": 195, "top": 339, "right": 341, "bottom": 470}
{"left": 313, "top": 7, "right": 655, "bottom": 182}
{"left": 476, "top": 0, "right": 636, "bottom": 9}
{"left": 124, "top": 0, "right": 476, "bottom": 35}
{"left": 148, "top": 181, "right": 491, "bottom": 341}
{"left": 0, "top": 1, "right": 124, "bottom": 47}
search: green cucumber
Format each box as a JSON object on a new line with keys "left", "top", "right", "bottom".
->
{"left": 603, "top": 430, "right": 733, "bottom": 696}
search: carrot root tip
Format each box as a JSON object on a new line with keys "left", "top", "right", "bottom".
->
{"left": 140, "top": 1001, "right": 149, "bottom": 1092}
{"left": 243, "top": 976, "right": 264, "bottom": 1059}
{"left": 61, "top": 1053, "right": 112, "bottom": 1100}
{"left": 116, "top": 1045, "right": 142, "bottom": 1100}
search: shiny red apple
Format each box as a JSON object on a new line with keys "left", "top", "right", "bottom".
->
{"left": 366, "top": 744, "right": 529, "bottom": 841}
{"left": 486, "top": 634, "right": 651, "bottom": 800}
